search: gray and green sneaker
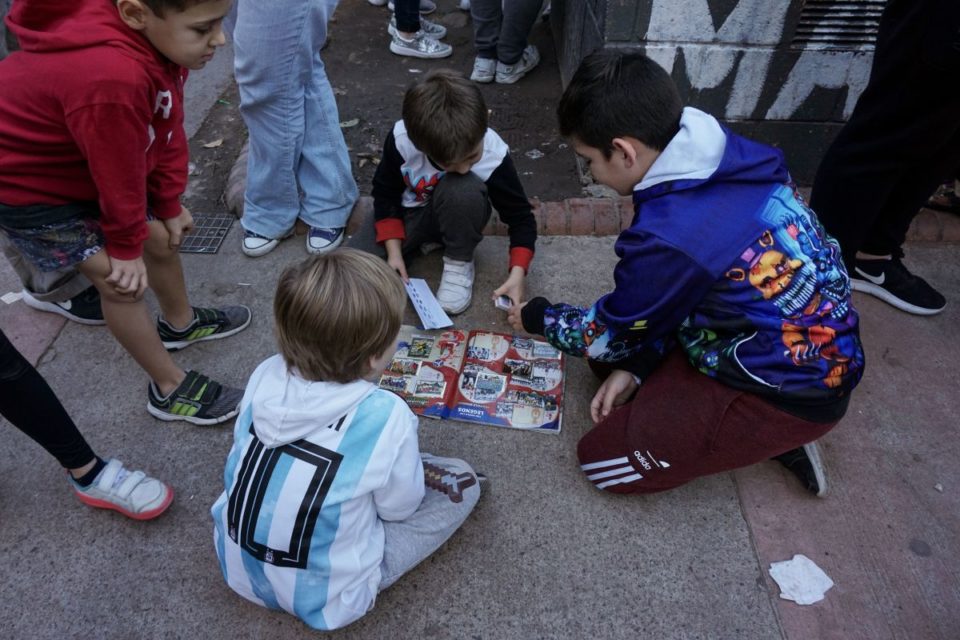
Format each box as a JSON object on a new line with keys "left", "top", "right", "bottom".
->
{"left": 148, "top": 370, "right": 243, "bottom": 425}
{"left": 158, "top": 305, "right": 251, "bottom": 351}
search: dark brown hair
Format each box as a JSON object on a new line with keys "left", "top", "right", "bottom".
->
{"left": 558, "top": 50, "right": 682, "bottom": 157}
{"left": 402, "top": 69, "right": 488, "bottom": 165}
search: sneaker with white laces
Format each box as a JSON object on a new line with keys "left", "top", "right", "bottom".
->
{"left": 148, "top": 370, "right": 244, "bottom": 425}
{"left": 387, "top": 0, "right": 436, "bottom": 13}
{"left": 242, "top": 228, "right": 292, "bottom": 257}
{"left": 21, "top": 285, "right": 105, "bottom": 326}
{"left": 851, "top": 257, "right": 946, "bottom": 315}
{"left": 437, "top": 256, "right": 474, "bottom": 314}
{"left": 72, "top": 459, "right": 173, "bottom": 520}
{"left": 496, "top": 45, "right": 540, "bottom": 84}
{"left": 773, "top": 441, "right": 828, "bottom": 497}
{"left": 389, "top": 31, "right": 452, "bottom": 59}
{"left": 158, "top": 305, "right": 252, "bottom": 351}
{"left": 389, "top": 15, "right": 447, "bottom": 39}
{"left": 306, "top": 226, "right": 345, "bottom": 254}
{"left": 470, "top": 57, "right": 496, "bottom": 83}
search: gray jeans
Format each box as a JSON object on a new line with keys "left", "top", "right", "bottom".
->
{"left": 401, "top": 172, "right": 492, "bottom": 262}
{"left": 471, "top": 0, "right": 543, "bottom": 65}
{"left": 379, "top": 453, "right": 481, "bottom": 590}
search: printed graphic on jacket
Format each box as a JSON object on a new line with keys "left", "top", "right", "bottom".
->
{"left": 678, "top": 186, "right": 863, "bottom": 397}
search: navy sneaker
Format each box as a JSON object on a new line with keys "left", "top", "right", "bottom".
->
{"left": 851, "top": 258, "right": 946, "bottom": 315}
{"left": 306, "top": 226, "right": 345, "bottom": 254}
{"left": 21, "top": 285, "right": 105, "bottom": 326}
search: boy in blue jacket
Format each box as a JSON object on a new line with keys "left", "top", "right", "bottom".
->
{"left": 509, "top": 51, "right": 864, "bottom": 497}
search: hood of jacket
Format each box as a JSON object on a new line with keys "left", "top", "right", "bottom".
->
{"left": 635, "top": 107, "right": 790, "bottom": 202}
{"left": 247, "top": 355, "right": 378, "bottom": 448}
{"left": 7, "top": 0, "right": 162, "bottom": 65}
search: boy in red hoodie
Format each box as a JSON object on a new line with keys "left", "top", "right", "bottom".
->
{"left": 0, "top": 0, "right": 249, "bottom": 425}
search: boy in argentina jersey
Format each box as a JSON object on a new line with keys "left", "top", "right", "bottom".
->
{"left": 509, "top": 52, "right": 864, "bottom": 497}
{"left": 212, "top": 249, "right": 480, "bottom": 631}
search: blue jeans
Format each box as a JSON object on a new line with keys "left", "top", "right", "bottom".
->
{"left": 234, "top": 0, "right": 358, "bottom": 239}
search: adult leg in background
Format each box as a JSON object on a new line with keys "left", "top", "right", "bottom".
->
{"left": 810, "top": 0, "right": 960, "bottom": 269}
{"left": 234, "top": 0, "right": 353, "bottom": 240}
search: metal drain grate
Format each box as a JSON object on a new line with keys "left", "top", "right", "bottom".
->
{"left": 178, "top": 212, "right": 235, "bottom": 254}
{"left": 792, "top": 0, "right": 885, "bottom": 49}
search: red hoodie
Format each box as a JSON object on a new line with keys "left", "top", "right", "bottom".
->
{"left": 0, "top": 0, "right": 188, "bottom": 260}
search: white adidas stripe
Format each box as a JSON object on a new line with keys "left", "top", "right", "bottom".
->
{"left": 580, "top": 456, "right": 630, "bottom": 471}
{"left": 596, "top": 473, "right": 643, "bottom": 489}
{"left": 586, "top": 465, "right": 636, "bottom": 481}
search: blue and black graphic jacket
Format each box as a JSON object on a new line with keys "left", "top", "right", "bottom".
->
{"left": 522, "top": 108, "right": 864, "bottom": 421}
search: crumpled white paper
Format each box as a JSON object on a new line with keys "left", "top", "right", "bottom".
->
{"left": 768, "top": 554, "right": 834, "bottom": 605}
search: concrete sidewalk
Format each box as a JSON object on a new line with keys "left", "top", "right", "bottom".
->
{"left": 0, "top": 2, "right": 958, "bottom": 638}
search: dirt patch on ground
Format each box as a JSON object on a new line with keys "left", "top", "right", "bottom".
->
{"left": 325, "top": 1, "right": 580, "bottom": 202}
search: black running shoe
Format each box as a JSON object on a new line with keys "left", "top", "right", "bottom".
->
{"left": 774, "top": 442, "right": 828, "bottom": 497}
{"left": 147, "top": 370, "right": 243, "bottom": 425}
{"left": 21, "top": 285, "right": 105, "bottom": 326}
{"left": 851, "top": 258, "right": 946, "bottom": 316}
{"left": 157, "top": 305, "right": 251, "bottom": 351}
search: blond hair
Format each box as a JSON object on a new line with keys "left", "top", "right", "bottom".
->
{"left": 274, "top": 249, "right": 406, "bottom": 383}
{"left": 402, "top": 69, "right": 488, "bottom": 165}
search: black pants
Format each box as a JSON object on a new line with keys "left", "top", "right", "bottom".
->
{"left": 401, "top": 172, "right": 493, "bottom": 262}
{"left": 810, "top": 0, "right": 960, "bottom": 268}
{"left": 0, "top": 329, "right": 96, "bottom": 469}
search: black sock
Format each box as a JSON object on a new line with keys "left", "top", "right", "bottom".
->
{"left": 74, "top": 457, "right": 107, "bottom": 487}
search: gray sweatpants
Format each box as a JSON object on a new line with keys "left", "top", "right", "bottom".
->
{"left": 379, "top": 453, "right": 481, "bottom": 590}
{"left": 471, "top": 0, "right": 543, "bottom": 65}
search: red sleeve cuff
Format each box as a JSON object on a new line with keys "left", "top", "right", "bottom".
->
{"left": 509, "top": 247, "right": 534, "bottom": 273}
{"left": 150, "top": 197, "right": 182, "bottom": 220}
{"left": 375, "top": 218, "right": 406, "bottom": 244}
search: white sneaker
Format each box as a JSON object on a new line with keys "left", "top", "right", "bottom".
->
{"left": 71, "top": 459, "right": 173, "bottom": 520}
{"left": 496, "top": 45, "right": 540, "bottom": 84}
{"left": 388, "top": 15, "right": 447, "bottom": 39}
{"left": 470, "top": 57, "right": 496, "bottom": 83}
{"left": 437, "top": 256, "right": 474, "bottom": 314}
{"left": 242, "top": 229, "right": 292, "bottom": 258}
{"left": 459, "top": 0, "right": 471, "bottom": 10}
{"left": 389, "top": 32, "right": 452, "bottom": 59}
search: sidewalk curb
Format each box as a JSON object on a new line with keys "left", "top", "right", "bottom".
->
{"left": 225, "top": 151, "right": 960, "bottom": 243}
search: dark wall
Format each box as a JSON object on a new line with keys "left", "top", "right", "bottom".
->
{"left": 551, "top": 0, "right": 881, "bottom": 183}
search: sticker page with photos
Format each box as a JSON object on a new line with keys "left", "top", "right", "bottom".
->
{"left": 377, "top": 326, "right": 564, "bottom": 434}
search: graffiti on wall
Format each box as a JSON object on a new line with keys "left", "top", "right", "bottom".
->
{"left": 642, "top": 0, "right": 874, "bottom": 121}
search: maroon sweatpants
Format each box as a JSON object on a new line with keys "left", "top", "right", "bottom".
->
{"left": 577, "top": 350, "right": 839, "bottom": 494}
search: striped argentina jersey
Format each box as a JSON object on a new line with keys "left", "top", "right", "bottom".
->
{"left": 211, "top": 355, "right": 425, "bottom": 631}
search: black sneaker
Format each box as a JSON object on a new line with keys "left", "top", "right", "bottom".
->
{"left": 157, "top": 305, "right": 251, "bottom": 351}
{"left": 147, "top": 370, "right": 243, "bottom": 425}
{"left": 851, "top": 258, "right": 946, "bottom": 316}
{"left": 21, "top": 285, "right": 105, "bottom": 326}
{"left": 774, "top": 442, "right": 828, "bottom": 497}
